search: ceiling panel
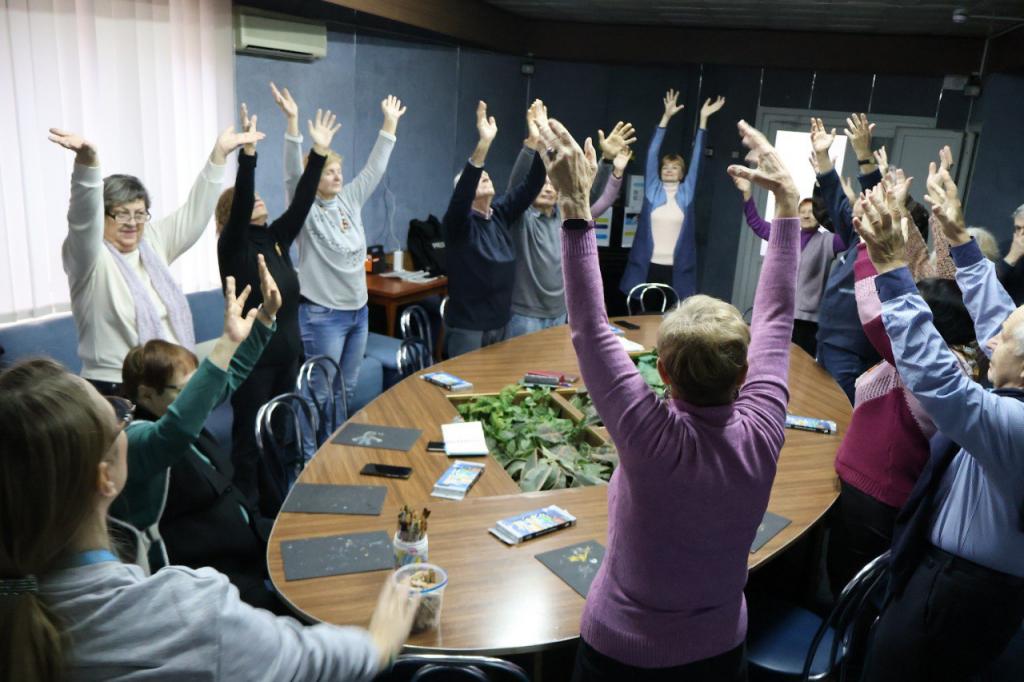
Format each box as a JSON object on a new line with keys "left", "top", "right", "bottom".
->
{"left": 481, "top": 0, "right": 1024, "bottom": 36}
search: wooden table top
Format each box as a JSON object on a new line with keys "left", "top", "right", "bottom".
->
{"left": 366, "top": 273, "right": 448, "bottom": 299}
{"left": 268, "top": 317, "right": 850, "bottom": 654}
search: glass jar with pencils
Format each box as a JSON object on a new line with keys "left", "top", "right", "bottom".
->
{"left": 394, "top": 505, "right": 430, "bottom": 567}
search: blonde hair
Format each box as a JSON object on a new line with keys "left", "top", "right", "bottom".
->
{"left": 660, "top": 153, "right": 686, "bottom": 175}
{"left": 966, "top": 227, "right": 1000, "bottom": 262}
{"left": 657, "top": 295, "right": 750, "bottom": 405}
{"left": 309, "top": 150, "right": 342, "bottom": 178}
{"left": 0, "top": 359, "right": 117, "bottom": 682}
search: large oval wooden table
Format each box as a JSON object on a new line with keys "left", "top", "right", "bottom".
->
{"left": 268, "top": 317, "right": 850, "bottom": 655}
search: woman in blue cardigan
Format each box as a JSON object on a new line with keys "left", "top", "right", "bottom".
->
{"left": 621, "top": 90, "right": 725, "bottom": 300}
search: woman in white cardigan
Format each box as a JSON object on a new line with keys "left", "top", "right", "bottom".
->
{"left": 48, "top": 126, "right": 262, "bottom": 393}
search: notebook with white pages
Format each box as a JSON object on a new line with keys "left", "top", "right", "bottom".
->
{"left": 441, "top": 421, "right": 489, "bottom": 457}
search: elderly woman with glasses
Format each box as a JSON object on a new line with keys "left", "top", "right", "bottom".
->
{"left": 48, "top": 125, "right": 263, "bottom": 394}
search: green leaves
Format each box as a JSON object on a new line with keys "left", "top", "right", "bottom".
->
{"left": 455, "top": 385, "right": 618, "bottom": 491}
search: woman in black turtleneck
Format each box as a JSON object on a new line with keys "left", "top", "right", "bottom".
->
{"left": 216, "top": 103, "right": 340, "bottom": 514}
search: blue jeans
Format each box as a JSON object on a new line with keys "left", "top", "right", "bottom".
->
{"left": 817, "top": 342, "right": 877, "bottom": 405}
{"left": 298, "top": 303, "right": 368, "bottom": 416}
{"left": 505, "top": 312, "right": 567, "bottom": 338}
{"left": 445, "top": 325, "right": 507, "bottom": 358}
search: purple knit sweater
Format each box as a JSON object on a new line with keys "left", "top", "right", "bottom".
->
{"left": 562, "top": 216, "right": 798, "bottom": 667}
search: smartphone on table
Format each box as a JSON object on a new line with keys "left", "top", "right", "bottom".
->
{"left": 614, "top": 320, "right": 641, "bottom": 330}
{"left": 360, "top": 463, "right": 413, "bottom": 479}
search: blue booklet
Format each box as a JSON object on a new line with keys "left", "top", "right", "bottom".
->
{"left": 489, "top": 505, "right": 577, "bottom": 545}
{"left": 431, "top": 460, "right": 486, "bottom": 500}
{"left": 422, "top": 371, "right": 473, "bottom": 391}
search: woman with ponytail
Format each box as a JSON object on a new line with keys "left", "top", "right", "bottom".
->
{"left": 0, "top": 361, "right": 418, "bottom": 681}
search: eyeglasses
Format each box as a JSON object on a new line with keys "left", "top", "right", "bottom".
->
{"left": 104, "top": 396, "right": 136, "bottom": 431}
{"left": 107, "top": 210, "right": 151, "bottom": 225}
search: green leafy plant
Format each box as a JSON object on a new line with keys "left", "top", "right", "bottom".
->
{"left": 455, "top": 384, "right": 618, "bottom": 491}
{"left": 567, "top": 351, "right": 666, "bottom": 428}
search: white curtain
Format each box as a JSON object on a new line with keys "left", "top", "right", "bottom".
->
{"left": 0, "top": 0, "right": 234, "bottom": 323}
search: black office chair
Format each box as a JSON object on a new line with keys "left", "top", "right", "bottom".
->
{"left": 746, "top": 550, "right": 891, "bottom": 681}
{"left": 376, "top": 654, "right": 529, "bottom": 682}
{"left": 295, "top": 354, "right": 347, "bottom": 441}
{"left": 255, "top": 393, "right": 319, "bottom": 501}
{"left": 400, "top": 304, "right": 434, "bottom": 357}
{"left": 625, "top": 282, "right": 679, "bottom": 315}
{"left": 397, "top": 338, "right": 433, "bottom": 378}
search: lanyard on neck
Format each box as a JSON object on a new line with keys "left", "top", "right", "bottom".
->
{"left": 67, "top": 549, "right": 119, "bottom": 568}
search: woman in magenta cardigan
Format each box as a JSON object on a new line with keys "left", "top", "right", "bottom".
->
{"left": 533, "top": 109, "right": 800, "bottom": 681}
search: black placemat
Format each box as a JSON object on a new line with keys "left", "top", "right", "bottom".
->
{"left": 535, "top": 540, "right": 605, "bottom": 597}
{"left": 332, "top": 423, "right": 422, "bottom": 451}
{"left": 281, "top": 483, "right": 387, "bottom": 515}
{"left": 281, "top": 530, "right": 393, "bottom": 581}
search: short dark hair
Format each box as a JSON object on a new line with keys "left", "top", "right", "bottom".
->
{"left": 103, "top": 174, "right": 150, "bottom": 215}
{"left": 121, "top": 340, "right": 198, "bottom": 401}
{"left": 810, "top": 185, "right": 833, "bottom": 231}
{"left": 907, "top": 198, "right": 929, "bottom": 240}
{"left": 918, "top": 278, "right": 975, "bottom": 347}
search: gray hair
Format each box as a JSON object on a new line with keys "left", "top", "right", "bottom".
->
{"left": 103, "top": 174, "right": 150, "bottom": 214}
{"left": 1013, "top": 204, "right": 1024, "bottom": 222}
{"left": 1014, "top": 314, "right": 1024, "bottom": 357}
{"left": 966, "top": 227, "right": 1000, "bottom": 262}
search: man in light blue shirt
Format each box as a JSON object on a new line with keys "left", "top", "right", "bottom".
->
{"left": 854, "top": 172, "right": 1024, "bottom": 681}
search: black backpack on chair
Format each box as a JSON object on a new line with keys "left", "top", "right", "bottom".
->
{"left": 408, "top": 215, "right": 447, "bottom": 276}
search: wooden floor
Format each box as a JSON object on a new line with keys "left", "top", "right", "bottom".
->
{"left": 268, "top": 317, "right": 851, "bottom": 654}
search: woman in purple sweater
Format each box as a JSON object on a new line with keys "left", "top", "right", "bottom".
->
{"left": 533, "top": 110, "right": 799, "bottom": 681}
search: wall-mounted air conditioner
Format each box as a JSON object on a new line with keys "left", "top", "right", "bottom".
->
{"left": 234, "top": 7, "right": 326, "bottom": 61}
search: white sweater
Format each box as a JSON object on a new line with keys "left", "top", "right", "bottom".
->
{"left": 40, "top": 561, "right": 381, "bottom": 681}
{"left": 62, "top": 161, "right": 225, "bottom": 382}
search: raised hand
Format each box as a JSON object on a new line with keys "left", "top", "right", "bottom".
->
{"left": 873, "top": 146, "right": 889, "bottom": 177}
{"left": 660, "top": 88, "right": 684, "bottom": 126}
{"left": 938, "top": 144, "right": 955, "bottom": 173}
{"left": 854, "top": 185, "right": 909, "bottom": 273}
{"left": 308, "top": 108, "right": 341, "bottom": 156}
{"left": 597, "top": 121, "right": 637, "bottom": 160}
{"left": 239, "top": 103, "right": 258, "bottom": 156}
{"left": 839, "top": 175, "right": 858, "bottom": 205}
{"left": 256, "top": 254, "right": 282, "bottom": 322}
{"left": 699, "top": 96, "right": 726, "bottom": 128}
{"left": 731, "top": 173, "right": 752, "bottom": 199}
{"left": 211, "top": 125, "right": 266, "bottom": 165}
{"left": 534, "top": 116, "right": 598, "bottom": 221}
{"left": 612, "top": 148, "right": 631, "bottom": 179}
{"left": 269, "top": 82, "right": 299, "bottom": 137}
{"left": 367, "top": 577, "right": 420, "bottom": 669}
{"left": 381, "top": 95, "right": 407, "bottom": 135}
{"left": 48, "top": 128, "right": 99, "bottom": 166}
{"left": 524, "top": 99, "right": 545, "bottom": 152}
{"left": 844, "top": 113, "right": 876, "bottom": 162}
{"left": 221, "top": 276, "right": 258, "bottom": 344}
{"left": 726, "top": 120, "right": 799, "bottom": 217}
{"left": 810, "top": 117, "right": 836, "bottom": 155}
{"left": 883, "top": 167, "right": 913, "bottom": 217}
{"left": 476, "top": 100, "right": 497, "bottom": 144}
{"left": 924, "top": 161, "right": 969, "bottom": 246}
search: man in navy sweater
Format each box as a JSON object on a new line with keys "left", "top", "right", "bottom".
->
{"left": 442, "top": 100, "right": 546, "bottom": 357}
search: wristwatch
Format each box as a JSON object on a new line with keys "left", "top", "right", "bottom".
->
{"left": 257, "top": 304, "right": 277, "bottom": 323}
{"left": 857, "top": 158, "right": 873, "bottom": 166}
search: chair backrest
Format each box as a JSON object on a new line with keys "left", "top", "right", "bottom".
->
{"left": 255, "top": 393, "right": 319, "bottom": 500}
{"left": 439, "top": 295, "right": 449, "bottom": 324}
{"left": 626, "top": 282, "right": 679, "bottom": 315}
{"left": 296, "top": 355, "right": 347, "bottom": 442}
{"left": 801, "top": 550, "right": 891, "bottom": 681}
{"left": 397, "top": 338, "right": 433, "bottom": 378}
{"left": 381, "top": 654, "right": 529, "bottom": 682}
{"left": 400, "top": 304, "right": 434, "bottom": 356}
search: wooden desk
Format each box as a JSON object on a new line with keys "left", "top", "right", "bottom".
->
{"left": 366, "top": 273, "right": 448, "bottom": 337}
{"left": 269, "top": 318, "right": 850, "bottom": 654}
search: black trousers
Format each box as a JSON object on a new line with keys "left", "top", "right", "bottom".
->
{"left": 827, "top": 480, "right": 899, "bottom": 598}
{"left": 86, "top": 378, "right": 123, "bottom": 397}
{"left": 861, "top": 545, "right": 1024, "bottom": 681}
{"left": 791, "top": 319, "right": 819, "bottom": 358}
{"left": 645, "top": 262, "right": 675, "bottom": 287}
{"left": 230, "top": 359, "right": 299, "bottom": 517}
{"left": 571, "top": 638, "right": 747, "bottom": 682}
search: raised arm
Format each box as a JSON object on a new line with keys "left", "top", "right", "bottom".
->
{"left": 271, "top": 82, "right": 304, "bottom": 202}
{"left": 508, "top": 99, "right": 545, "bottom": 191}
{"left": 269, "top": 109, "right": 338, "bottom": 247}
{"left": 342, "top": 96, "right": 405, "bottom": 207}
{"left": 854, "top": 243, "right": 897, "bottom": 365}
{"left": 595, "top": 120, "right": 635, "bottom": 205}
{"left": 845, "top": 113, "right": 878, "bottom": 175}
{"left": 50, "top": 129, "right": 104, "bottom": 284}
{"left": 495, "top": 103, "right": 547, "bottom": 219}
{"left": 442, "top": 163, "right": 482, "bottom": 244}
{"left": 645, "top": 90, "right": 683, "bottom": 195}
{"left": 858, "top": 186, "right": 1023, "bottom": 474}
{"left": 589, "top": 149, "right": 628, "bottom": 218}
{"left": 217, "top": 105, "right": 260, "bottom": 261}
{"left": 733, "top": 174, "right": 772, "bottom": 241}
{"left": 148, "top": 126, "right": 263, "bottom": 263}
{"left": 727, "top": 121, "right": 800, "bottom": 433}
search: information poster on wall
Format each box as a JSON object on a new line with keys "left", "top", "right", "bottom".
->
{"left": 626, "top": 175, "right": 645, "bottom": 213}
{"left": 621, "top": 214, "right": 638, "bottom": 249}
{"left": 594, "top": 207, "right": 612, "bottom": 247}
